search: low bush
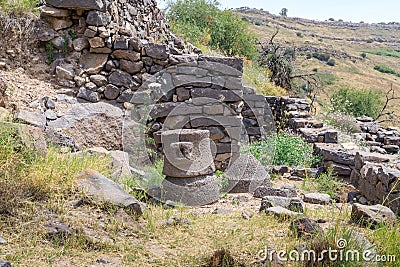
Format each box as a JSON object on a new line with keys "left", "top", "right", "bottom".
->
{"left": 0, "top": 0, "right": 38, "bottom": 13}
{"left": 330, "top": 87, "right": 383, "bottom": 118}
{"left": 243, "top": 131, "right": 320, "bottom": 168}
{"left": 374, "top": 64, "right": 400, "bottom": 77}
{"left": 312, "top": 53, "right": 330, "bottom": 62}
{"left": 324, "top": 112, "right": 362, "bottom": 134}
{"left": 327, "top": 59, "right": 335, "bottom": 66}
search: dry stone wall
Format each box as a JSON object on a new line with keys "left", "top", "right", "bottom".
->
{"left": 36, "top": 0, "right": 278, "bottom": 172}
{"left": 38, "top": 0, "right": 197, "bottom": 104}
{"left": 266, "top": 96, "right": 338, "bottom": 143}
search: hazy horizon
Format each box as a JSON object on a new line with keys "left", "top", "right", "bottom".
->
{"left": 157, "top": 0, "right": 399, "bottom": 24}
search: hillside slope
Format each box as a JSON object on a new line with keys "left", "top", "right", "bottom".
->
{"left": 237, "top": 8, "right": 400, "bottom": 119}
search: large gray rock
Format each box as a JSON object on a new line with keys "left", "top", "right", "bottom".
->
{"left": 73, "top": 37, "right": 90, "bottom": 51}
{"left": 290, "top": 218, "right": 323, "bottom": 237}
{"left": 46, "top": 0, "right": 104, "bottom": 10}
{"left": 260, "top": 196, "right": 304, "bottom": 213}
{"left": 86, "top": 11, "right": 111, "bottom": 26}
{"left": 77, "top": 170, "right": 146, "bottom": 215}
{"left": 0, "top": 260, "right": 11, "bottom": 267}
{"left": 304, "top": 193, "right": 332, "bottom": 205}
{"left": 47, "top": 102, "right": 124, "bottom": 150}
{"left": 109, "top": 70, "right": 138, "bottom": 89}
{"left": 120, "top": 60, "right": 143, "bottom": 75}
{"left": 265, "top": 206, "right": 302, "bottom": 218}
{"left": 14, "top": 110, "right": 46, "bottom": 129}
{"left": 161, "top": 175, "right": 219, "bottom": 206}
{"left": 144, "top": 43, "right": 168, "bottom": 60}
{"left": 314, "top": 143, "right": 356, "bottom": 166}
{"left": 40, "top": 6, "right": 71, "bottom": 17}
{"left": 77, "top": 87, "right": 100, "bottom": 103}
{"left": 79, "top": 53, "right": 109, "bottom": 75}
{"left": 351, "top": 203, "right": 396, "bottom": 229}
{"left": 224, "top": 154, "right": 271, "bottom": 193}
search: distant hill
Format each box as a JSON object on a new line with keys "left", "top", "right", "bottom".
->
{"left": 235, "top": 8, "right": 400, "bottom": 118}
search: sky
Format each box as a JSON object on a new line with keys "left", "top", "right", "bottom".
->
{"left": 157, "top": 0, "right": 400, "bottom": 23}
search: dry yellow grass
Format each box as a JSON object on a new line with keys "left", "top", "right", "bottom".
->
{"left": 240, "top": 10, "right": 400, "bottom": 124}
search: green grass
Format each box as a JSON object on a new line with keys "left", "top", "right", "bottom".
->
{"left": 316, "top": 73, "right": 336, "bottom": 85}
{"left": 0, "top": 124, "right": 112, "bottom": 214}
{"left": 302, "top": 168, "right": 346, "bottom": 198}
{"left": 363, "top": 47, "right": 400, "bottom": 59}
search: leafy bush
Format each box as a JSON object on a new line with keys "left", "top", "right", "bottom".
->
{"left": 243, "top": 131, "right": 320, "bottom": 168}
{"left": 0, "top": 0, "right": 38, "bottom": 13}
{"left": 374, "top": 64, "right": 400, "bottom": 77}
{"left": 360, "top": 52, "right": 367, "bottom": 59}
{"left": 327, "top": 58, "right": 335, "bottom": 66}
{"left": 330, "top": 87, "right": 383, "bottom": 118}
{"left": 312, "top": 52, "right": 330, "bottom": 62}
{"left": 167, "top": 0, "right": 258, "bottom": 59}
{"left": 296, "top": 32, "right": 302, "bottom": 37}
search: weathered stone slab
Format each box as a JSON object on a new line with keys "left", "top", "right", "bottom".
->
{"left": 77, "top": 170, "right": 146, "bottom": 215}
{"left": 224, "top": 154, "right": 270, "bottom": 193}
{"left": 351, "top": 203, "right": 396, "bottom": 229}
{"left": 46, "top": 0, "right": 104, "bottom": 10}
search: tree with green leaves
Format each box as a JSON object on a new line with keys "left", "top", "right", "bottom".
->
{"left": 279, "top": 8, "right": 288, "bottom": 17}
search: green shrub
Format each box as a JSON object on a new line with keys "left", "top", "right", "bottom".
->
{"left": 0, "top": 0, "right": 38, "bottom": 13}
{"left": 330, "top": 87, "right": 383, "bottom": 118}
{"left": 296, "top": 32, "right": 302, "bottom": 37}
{"left": 167, "top": 0, "right": 258, "bottom": 59}
{"left": 374, "top": 64, "right": 400, "bottom": 77}
{"left": 254, "top": 20, "right": 261, "bottom": 26}
{"left": 327, "top": 58, "right": 335, "bottom": 66}
{"left": 243, "top": 131, "right": 320, "bottom": 168}
{"left": 360, "top": 52, "right": 367, "bottom": 59}
{"left": 312, "top": 68, "right": 318, "bottom": 72}
{"left": 312, "top": 53, "right": 330, "bottom": 62}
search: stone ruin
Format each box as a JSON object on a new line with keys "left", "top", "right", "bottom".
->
{"left": 7, "top": 0, "right": 398, "bottom": 211}
{"left": 32, "top": 0, "right": 276, "bottom": 205}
